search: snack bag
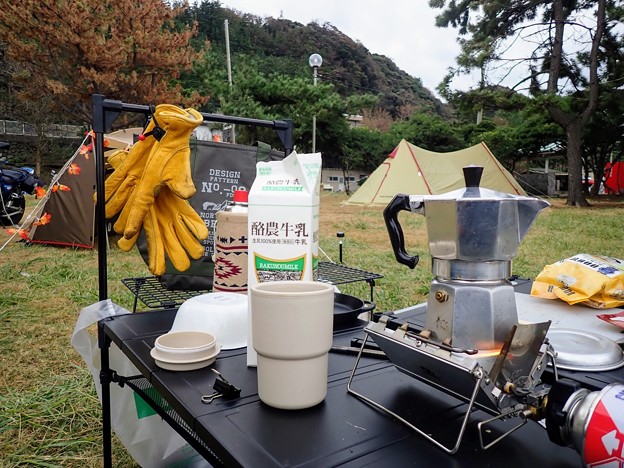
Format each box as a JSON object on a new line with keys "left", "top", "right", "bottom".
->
{"left": 531, "top": 254, "right": 624, "bottom": 309}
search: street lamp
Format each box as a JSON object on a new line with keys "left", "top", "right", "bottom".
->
{"left": 308, "top": 53, "right": 322, "bottom": 153}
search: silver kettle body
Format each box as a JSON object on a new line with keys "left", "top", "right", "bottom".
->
{"left": 384, "top": 166, "right": 549, "bottom": 349}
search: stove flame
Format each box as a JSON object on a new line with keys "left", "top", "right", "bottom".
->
{"left": 472, "top": 348, "right": 502, "bottom": 358}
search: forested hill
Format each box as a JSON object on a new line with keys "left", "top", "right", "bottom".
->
{"left": 187, "top": 2, "right": 452, "bottom": 119}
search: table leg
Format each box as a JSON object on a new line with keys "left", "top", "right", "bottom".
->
{"left": 98, "top": 321, "right": 113, "bottom": 468}
{"left": 367, "top": 279, "right": 376, "bottom": 302}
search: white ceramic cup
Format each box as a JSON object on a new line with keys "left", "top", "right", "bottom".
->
{"left": 250, "top": 281, "right": 335, "bottom": 410}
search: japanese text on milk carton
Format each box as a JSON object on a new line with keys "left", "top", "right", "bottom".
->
{"left": 247, "top": 151, "right": 322, "bottom": 366}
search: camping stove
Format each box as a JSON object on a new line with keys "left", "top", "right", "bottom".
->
{"left": 349, "top": 315, "right": 553, "bottom": 453}
{"left": 348, "top": 166, "right": 555, "bottom": 453}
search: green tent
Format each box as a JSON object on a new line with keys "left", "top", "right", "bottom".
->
{"left": 346, "top": 140, "right": 525, "bottom": 205}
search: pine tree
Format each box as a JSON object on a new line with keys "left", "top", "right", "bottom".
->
{"left": 0, "top": 0, "right": 209, "bottom": 124}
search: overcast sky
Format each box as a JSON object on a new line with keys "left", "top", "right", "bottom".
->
{"left": 217, "top": 0, "right": 482, "bottom": 99}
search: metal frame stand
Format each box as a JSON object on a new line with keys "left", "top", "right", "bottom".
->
{"left": 346, "top": 325, "right": 541, "bottom": 454}
{"left": 346, "top": 330, "right": 485, "bottom": 455}
{"left": 92, "top": 94, "right": 293, "bottom": 466}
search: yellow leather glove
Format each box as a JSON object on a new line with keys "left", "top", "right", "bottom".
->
{"left": 118, "top": 187, "right": 208, "bottom": 276}
{"left": 103, "top": 104, "right": 179, "bottom": 219}
{"left": 106, "top": 148, "right": 127, "bottom": 170}
{"left": 121, "top": 107, "right": 203, "bottom": 240}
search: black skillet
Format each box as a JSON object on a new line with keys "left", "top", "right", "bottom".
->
{"left": 333, "top": 292, "right": 376, "bottom": 326}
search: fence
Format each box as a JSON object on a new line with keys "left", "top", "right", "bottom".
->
{"left": 0, "top": 120, "right": 83, "bottom": 139}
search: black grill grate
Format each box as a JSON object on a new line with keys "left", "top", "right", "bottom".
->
{"left": 121, "top": 276, "right": 211, "bottom": 309}
{"left": 318, "top": 262, "right": 383, "bottom": 286}
{"left": 122, "top": 262, "right": 382, "bottom": 311}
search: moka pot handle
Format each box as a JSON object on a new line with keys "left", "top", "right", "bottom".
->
{"left": 383, "top": 194, "right": 420, "bottom": 269}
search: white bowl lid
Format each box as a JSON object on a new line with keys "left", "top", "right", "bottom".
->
{"left": 151, "top": 347, "right": 220, "bottom": 371}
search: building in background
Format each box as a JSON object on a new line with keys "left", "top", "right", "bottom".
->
{"left": 320, "top": 167, "right": 368, "bottom": 192}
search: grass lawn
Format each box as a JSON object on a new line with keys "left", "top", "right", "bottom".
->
{"left": 0, "top": 192, "right": 622, "bottom": 466}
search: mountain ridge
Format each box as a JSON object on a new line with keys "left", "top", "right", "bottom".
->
{"left": 193, "top": 3, "right": 452, "bottom": 119}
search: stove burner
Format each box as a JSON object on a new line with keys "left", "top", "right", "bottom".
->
{"left": 347, "top": 315, "right": 553, "bottom": 453}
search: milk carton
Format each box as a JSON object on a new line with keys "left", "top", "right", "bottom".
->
{"left": 246, "top": 151, "right": 322, "bottom": 366}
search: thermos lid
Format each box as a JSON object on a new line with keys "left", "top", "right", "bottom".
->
{"left": 233, "top": 190, "right": 248, "bottom": 203}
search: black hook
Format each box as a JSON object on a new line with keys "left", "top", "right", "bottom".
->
{"left": 140, "top": 104, "right": 166, "bottom": 141}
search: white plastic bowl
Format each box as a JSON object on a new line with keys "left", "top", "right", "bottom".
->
{"left": 154, "top": 330, "right": 216, "bottom": 361}
{"left": 171, "top": 293, "right": 248, "bottom": 350}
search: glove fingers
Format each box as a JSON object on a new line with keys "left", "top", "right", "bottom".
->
{"left": 173, "top": 217, "right": 205, "bottom": 259}
{"left": 107, "top": 149, "right": 128, "bottom": 169}
{"left": 117, "top": 231, "right": 139, "bottom": 252}
{"left": 105, "top": 127, "right": 161, "bottom": 225}
{"left": 104, "top": 172, "right": 127, "bottom": 208}
{"left": 104, "top": 144, "right": 146, "bottom": 204}
{"left": 173, "top": 199, "right": 208, "bottom": 240}
{"left": 122, "top": 185, "right": 158, "bottom": 239}
{"left": 179, "top": 212, "right": 209, "bottom": 241}
{"left": 144, "top": 209, "right": 166, "bottom": 276}
{"left": 161, "top": 221, "right": 192, "bottom": 272}
{"left": 112, "top": 190, "right": 138, "bottom": 234}
{"left": 105, "top": 177, "right": 137, "bottom": 219}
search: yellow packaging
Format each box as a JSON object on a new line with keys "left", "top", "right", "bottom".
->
{"left": 530, "top": 254, "right": 624, "bottom": 309}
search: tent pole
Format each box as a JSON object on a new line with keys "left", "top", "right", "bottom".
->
{"left": 92, "top": 94, "right": 108, "bottom": 301}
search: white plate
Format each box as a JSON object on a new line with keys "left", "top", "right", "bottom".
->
{"left": 548, "top": 328, "right": 624, "bottom": 372}
{"left": 150, "top": 347, "right": 220, "bottom": 371}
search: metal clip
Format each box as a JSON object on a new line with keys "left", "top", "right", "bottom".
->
{"left": 201, "top": 369, "right": 241, "bottom": 404}
{"left": 201, "top": 392, "right": 222, "bottom": 404}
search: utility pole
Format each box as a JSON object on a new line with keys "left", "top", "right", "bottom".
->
{"left": 308, "top": 53, "right": 323, "bottom": 153}
{"left": 225, "top": 19, "right": 235, "bottom": 144}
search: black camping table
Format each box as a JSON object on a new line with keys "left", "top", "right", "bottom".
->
{"left": 97, "top": 291, "right": 624, "bottom": 467}
{"left": 90, "top": 97, "right": 620, "bottom": 466}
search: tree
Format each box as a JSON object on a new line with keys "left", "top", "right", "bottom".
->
{"left": 342, "top": 127, "right": 397, "bottom": 173}
{"left": 361, "top": 107, "right": 394, "bottom": 132}
{"left": 389, "top": 113, "right": 464, "bottom": 153}
{"left": 583, "top": 89, "right": 624, "bottom": 195}
{"left": 466, "top": 103, "right": 564, "bottom": 172}
{"left": 0, "top": 0, "right": 208, "bottom": 125}
{"left": 199, "top": 55, "right": 377, "bottom": 159}
{"left": 430, "top": 0, "right": 617, "bottom": 206}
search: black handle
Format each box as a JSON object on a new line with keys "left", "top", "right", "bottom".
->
{"left": 383, "top": 194, "right": 420, "bottom": 269}
{"left": 360, "top": 300, "right": 376, "bottom": 314}
{"left": 463, "top": 165, "right": 483, "bottom": 187}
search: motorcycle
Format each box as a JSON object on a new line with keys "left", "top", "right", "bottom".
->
{"left": 0, "top": 141, "right": 44, "bottom": 227}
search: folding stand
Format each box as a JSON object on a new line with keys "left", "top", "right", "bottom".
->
{"left": 91, "top": 94, "right": 293, "bottom": 466}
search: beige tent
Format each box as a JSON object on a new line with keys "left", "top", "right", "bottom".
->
{"left": 105, "top": 127, "right": 143, "bottom": 149}
{"left": 347, "top": 140, "right": 525, "bottom": 205}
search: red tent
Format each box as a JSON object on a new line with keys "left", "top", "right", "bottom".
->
{"left": 604, "top": 162, "right": 624, "bottom": 195}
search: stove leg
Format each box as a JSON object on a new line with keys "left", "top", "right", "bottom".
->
{"left": 346, "top": 331, "right": 485, "bottom": 454}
